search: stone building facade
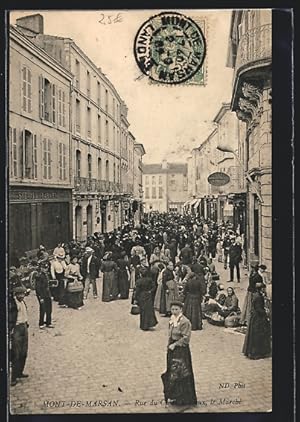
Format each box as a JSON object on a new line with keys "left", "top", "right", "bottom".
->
{"left": 9, "top": 23, "right": 73, "bottom": 262}
{"left": 227, "top": 9, "right": 272, "bottom": 272}
{"left": 14, "top": 14, "right": 145, "bottom": 241}
{"left": 143, "top": 161, "right": 188, "bottom": 214}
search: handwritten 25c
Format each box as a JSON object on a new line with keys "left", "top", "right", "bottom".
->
{"left": 98, "top": 13, "right": 123, "bottom": 25}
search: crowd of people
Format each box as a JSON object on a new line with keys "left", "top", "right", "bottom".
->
{"left": 9, "top": 212, "right": 272, "bottom": 406}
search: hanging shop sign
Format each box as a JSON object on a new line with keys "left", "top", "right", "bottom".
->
{"left": 123, "top": 201, "right": 130, "bottom": 210}
{"left": 208, "top": 172, "right": 230, "bottom": 186}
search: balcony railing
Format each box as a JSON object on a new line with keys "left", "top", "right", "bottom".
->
{"left": 235, "top": 24, "right": 272, "bottom": 76}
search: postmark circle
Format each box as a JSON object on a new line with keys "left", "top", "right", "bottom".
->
{"left": 134, "top": 11, "right": 206, "bottom": 84}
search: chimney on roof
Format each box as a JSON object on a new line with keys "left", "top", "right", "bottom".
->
{"left": 16, "top": 14, "right": 44, "bottom": 34}
{"left": 162, "top": 159, "right": 168, "bottom": 170}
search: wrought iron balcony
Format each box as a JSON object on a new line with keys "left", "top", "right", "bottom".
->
{"left": 74, "top": 177, "right": 130, "bottom": 196}
{"left": 234, "top": 24, "right": 272, "bottom": 77}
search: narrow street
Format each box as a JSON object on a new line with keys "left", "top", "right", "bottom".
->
{"left": 9, "top": 260, "right": 272, "bottom": 414}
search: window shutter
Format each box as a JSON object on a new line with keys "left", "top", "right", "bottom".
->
{"left": 27, "top": 69, "right": 32, "bottom": 113}
{"left": 21, "top": 130, "right": 25, "bottom": 178}
{"left": 52, "top": 84, "right": 56, "bottom": 124}
{"left": 62, "top": 91, "right": 66, "bottom": 127}
{"left": 63, "top": 144, "right": 66, "bottom": 180}
{"left": 48, "top": 139, "right": 52, "bottom": 179}
{"left": 39, "top": 76, "right": 45, "bottom": 119}
{"left": 9, "top": 127, "right": 12, "bottom": 176}
{"left": 33, "top": 134, "right": 37, "bottom": 179}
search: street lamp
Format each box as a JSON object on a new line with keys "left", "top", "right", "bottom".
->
{"left": 216, "top": 145, "right": 263, "bottom": 203}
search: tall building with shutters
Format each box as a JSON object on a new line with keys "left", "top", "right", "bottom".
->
{"left": 13, "top": 13, "right": 145, "bottom": 239}
{"left": 9, "top": 23, "right": 73, "bottom": 264}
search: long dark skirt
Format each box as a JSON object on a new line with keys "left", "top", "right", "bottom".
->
{"left": 102, "top": 271, "right": 115, "bottom": 302}
{"left": 65, "top": 290, "right": 84, "bottom": 309}
{"left": 240, "top": 291, "right": 254, "bottom": 325}
{"left": 118, "top": 269, "right": 130, "bottom": 299}
{"left": 159, "top": 286, "right": 167, "bottom": 315}
{"left": 138, "top": 291, "right": 158, "bottom": 330}
{"left": 242, "top": 313, "right": 271, "bottom": 359}
{"left": 161, "top": 344, "right": 197, "bottom": 406}
{"left": 183, "top": 294, "right": 203, "bottom": 330}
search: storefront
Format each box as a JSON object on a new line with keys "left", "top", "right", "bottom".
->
{"left": 9, "top": 186, "right": 73, "bottom": 262}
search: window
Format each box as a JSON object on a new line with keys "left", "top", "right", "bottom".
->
{"left": 76, "top": 150, "right": 81, "bottom": 178}
{"left": 75, "top": 59, "right": 80, "bottom": 89}
{"left": 98, "top": 157, "right": 102, "bottom": 180}
{"left": 21, "top": 130, "right": 37, "bottom": 179}
{"left": 117, "top": 164, "right": 119, "bottom": 183}
{"left": 113, "top": 163, "right": 116, "bottom": 183}
{"left": 145, "top": 187, "right": 149, "bottom": 199}
{"left": 58, "top": 89, "right": 66, "bottom": 127}
{"left": 87, "top": 107, "right": 91, "bottom": 138}
{"left": 33, "top": 135, "right": 38, "bottom": 179}
{"left": 59, "top": 143, "right": 67, "bottom": 180}
{"left": 97, "top": 114, "right": 101, "bottom": 143}
{"left": 105, "top": 160, "right": 109, "bottom": 180}
{"left": 152, "top": 187, "right": 156, "bottom": 198}
{"left": 43, "top": 138, "right": 51, "bottom": 179}
{"left": 152, "top": 175, "right": 156, "bottom": 184}
{"left": 52, "top": 84, "right": 56, "bottom": 123}
{"left": 113, "top": 98, "right": 115, "bottom": 118}
{"left": 145, "top": 176, "right": 149, "bottom": 185}
{"left": 159, "top": 176, "right": 162, "bottom": 184}
{"left": 76, "top": 99, "right": 80, "bottom": 132}
{"left": 97, "top": 81, "right": 101, "bottom": 106}
{"left": 113, "top": 126, "right": 116, "bottom": 151}
{"left": 105, "top": 89, "right": 108, "bottom": 112}
{"left": 105, "top": 120, "right": 109, "bottom": 145}
{"left": 10, "top": 128, "right": 18, "bottom": 177}
{"left": 159, "top": 187, "right": 163, "bottom": 199}
{"left": 22, "top": 66, "right": 32, "bottom": 113}
{"left": 87, "top": 154, "right": 92, "bottom": 181}
{"left": 40, "top": 77, "right": 52, "bottom": 122}
{"left": 117, "top": 103, "right": 119, "bottom": 122}
{"left": 86, "top": 70, "right": 91, "bottom": 97}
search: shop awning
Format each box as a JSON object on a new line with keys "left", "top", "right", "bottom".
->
{"left": 193, "top": 199, "right": 201, "bottom": 209}
{"left": 183, "top": 200, "right": 191, "bottom": 208}
{"left": 190, "top": 199, "right": 198, "bottom": 207}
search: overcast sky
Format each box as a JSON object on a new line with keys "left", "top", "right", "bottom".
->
{"left": 10, "top": 9, "right": 234, "bottom": 163}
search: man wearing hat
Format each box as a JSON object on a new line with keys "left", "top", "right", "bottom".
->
{"left": 81, "top": 247, "right": 100, "bottom": 299}
{"left": 35, "top": 261, "right": 54, "bottom": 329}
{"left": 9, "top": 286, "right": 29, "bottom": 386}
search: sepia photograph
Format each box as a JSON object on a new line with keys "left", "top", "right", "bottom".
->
{"left": 7, "top": 8, "right": 274, "bottom": 414}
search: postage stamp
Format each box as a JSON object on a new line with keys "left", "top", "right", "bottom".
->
{"left": 134, "top": 11, "right": 206, "bottom": 85}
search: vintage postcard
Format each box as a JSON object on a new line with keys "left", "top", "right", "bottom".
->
{"left": 7, "top": 8, "right": 275, "bottom": 415}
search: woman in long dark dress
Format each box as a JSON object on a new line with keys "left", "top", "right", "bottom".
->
{"left": 161, "top": 300, "right": 197, "bottom": 406}
{"left": 182, "top": 267, "right": 206, "bottom": 331}
{"left": 64, "top": 256, "right": 84, "bottom": 309}
{"left": 135, "top": 267, "right": 158, "bottom": 331}
{"left": 240, "top": 264, "right": 266, "bottom": 326}
{"left": 101, "top": 252, "right": 118, "bottom": 302}
{"left": 242, "top": 282, "right": 271, "bottom": 359}
{"left": 116, "top": 252, "right": 130, "bottom": 299}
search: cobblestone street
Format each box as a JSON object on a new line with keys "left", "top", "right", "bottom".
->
{"left": 9, "top": 261, "right": 272, "bottom": 414}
